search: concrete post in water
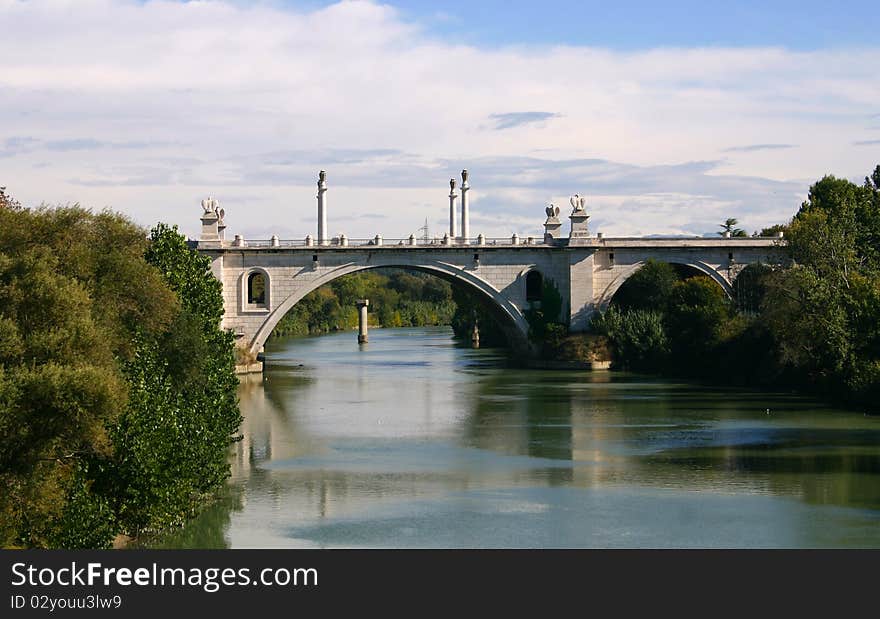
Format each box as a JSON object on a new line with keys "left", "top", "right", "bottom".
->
{"left": 317, "top": 170, "right": 328, "bottom": 246}
{"left": 471, "top": 317, "right": 480, "bottom": 349}
{"left": 460, "top": 169, "right": 470, "bottom": 244}
{"left": 356, "top": 299, "right": 369, "bottom": 344}
{"left": 448, "top": 178, "right": 458, "bottom": 241}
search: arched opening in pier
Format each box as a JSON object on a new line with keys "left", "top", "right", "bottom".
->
{"left": 247, "top": 271, "right": 267, "bottom": 306}
{"left": 525, "top": 270, "right": 543, "bottom": 303}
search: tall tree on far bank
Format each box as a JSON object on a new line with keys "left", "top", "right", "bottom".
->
{"left": 762, "top": 169, "right": 880, "bottom": 404}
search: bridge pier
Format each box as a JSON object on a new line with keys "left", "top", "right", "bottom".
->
{"left": 356, "top": 299, "right": 369, "bottom": 344}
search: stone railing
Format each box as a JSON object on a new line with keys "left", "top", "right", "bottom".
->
{"left": 219, "top": 235, "right": 551, "bottom": 248}
{"left": 207, "top": 234, "right": 785, "bottom": 249}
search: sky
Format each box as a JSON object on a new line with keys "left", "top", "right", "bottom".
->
{"left": 1, "top": 0, "right": 879, "bottom": 240}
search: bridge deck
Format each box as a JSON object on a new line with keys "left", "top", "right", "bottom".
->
{"left": 197, "top": 236, "right": 784, "bottom": 251}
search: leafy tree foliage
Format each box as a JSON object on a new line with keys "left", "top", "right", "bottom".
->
{"left": 665, "top": 276, "right": 733, "bottom": 364}
{"left": 0, "top": 201, "right": 240, "bottom": 547}
{"left": 591, "top": 307, "right": 668, "bottom": 371}
{"left": 108, "top": 224, "right": 241, "bottom": 536}
{"left": 524, "top": 279, "right": 565, "bottom": 337}
{"left": 719, "top": 218, "right": 747, "bottom": 237}
{"left": 610, "top": 259, "right": 679, "bottom": 312}
{"left": 0, "top": 187, "right": 21, "bottom": 209}
{"left": 759, "top": 224, "right": 787, "bottom": 238}
{"left": 759, "top": 171, "right": 880, "bottom": 404}
{"left": 733, "top": 263, "right": 774, "bottom": 315}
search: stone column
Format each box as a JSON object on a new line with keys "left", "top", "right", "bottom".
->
{"left": 448, "top": 178, "right": 458, "bottom": 240}
{"left": 460, "top": 169, "right": 470, "bottom": 244}
{"left": 317, "top": 170, "right": 328, "bottom": 246}
{"left": 356, "top": 299, "right": 369, "bottom": 344}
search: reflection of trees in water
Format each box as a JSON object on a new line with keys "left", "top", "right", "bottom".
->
{"left": 644, "top": 428, "right": 880, "bottom": 511}
{"left": 138, "top": 485, "right": 244, "bottom": 549}
{"left": 462, "top": 369, "right": 578, "bottom": 485}
{"left": 462, "top": 369, "right": 880, "bottom": 511}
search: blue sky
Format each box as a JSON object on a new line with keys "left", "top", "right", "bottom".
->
{"left": 1, "top": 1, "right": 878, "bottom": 239}
{"left": 305, "top": 0, "right": 877, "bottom": 49}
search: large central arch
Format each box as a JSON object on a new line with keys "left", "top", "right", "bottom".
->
{"left": 247, "top": 260, "right": 533, "bottom": 357}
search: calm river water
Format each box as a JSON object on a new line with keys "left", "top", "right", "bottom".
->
{"left": 153, "top": 326, "right": 880, "bottom": 548}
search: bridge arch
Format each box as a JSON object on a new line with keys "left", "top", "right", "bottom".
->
{"left": 596, "top": 259, "right": 734, "bottom": 311}
{"left": 246, "top": 260, "right": 532, "bottom": 357}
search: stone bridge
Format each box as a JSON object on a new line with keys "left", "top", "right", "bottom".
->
{"left": 194, "top": 172, "right": 786, "bottom": 359}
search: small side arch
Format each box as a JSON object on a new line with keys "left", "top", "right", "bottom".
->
{"left": 525, "top": 270, "right": 543, "bottom": 302}
{"left": 240, "top": 267, "right": 271, "bottom": 313}
{"left": 596, "top": 259, "right": 733, "bottom": 310}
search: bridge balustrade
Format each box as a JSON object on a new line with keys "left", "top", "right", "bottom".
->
{"left": 229, "top": 237, "right": 551, "bottom": 248}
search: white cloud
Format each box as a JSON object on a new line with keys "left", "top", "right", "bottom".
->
{"left": 0, "top": 0, "right": 878, "bottom": 240}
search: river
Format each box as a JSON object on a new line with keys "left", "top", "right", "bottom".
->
{"left": 151, "top": 326, "right": 880, "bottom": 548}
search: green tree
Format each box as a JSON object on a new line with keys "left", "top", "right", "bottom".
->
{"left": 759, "top": 171, "right": 880, "bottom": 403}
{"left": 611, "top": 260, "right": 679, "bottom": 312}
{"left": 759, "top": 224, "right": 787, "bottom": 237}
{"left": 733, "top": 263, "right": 774, "bottom": 315}
{"left": 719, "top": 218, "right": 747, "bottom": 237}
{"left": 107, "top": 224, "right": 241, "bottom": 537}
{"left": 0, "top": 207, "right": 241, "bottom": 547}
{"left": 0, "top": 187, "right": 21, "bottom": 209}
{"left": 666, "top": 276, "right": 732, "bottom": 363}
{"left": 0, "top": 206, "right": 176, "bottom": 547}
{"left": 591, "top": 306, "right": 669, "bottom": 371}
